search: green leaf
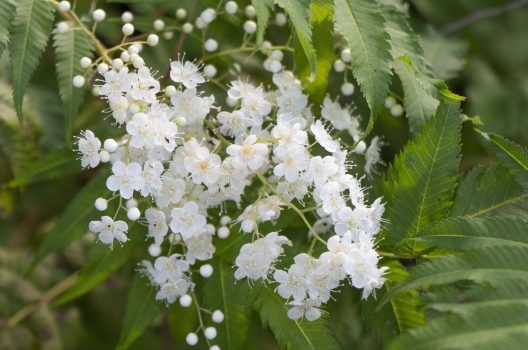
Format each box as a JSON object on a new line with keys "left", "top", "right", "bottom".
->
{"left": 451, "top": 164, "right": 528, "bottom": 218}
{"left": 29, "top": 169, "right": 110, "bottom": 272}
{"left": 9, "top": 0, "right": 55, "bottom": 124}
{"left": 53, "top": 224, "right": 142, "bottom": 306}
{"left": 486, "top": 133, "right": 528, "bottom": 190}
{"left": 53, "top": 27, "right": 93, "bottom": 143}
{"left": 115, "top": 274, "right": 161, "bottom": 350}
{"left": 276, "top": 0, "right": 316, "bottom": 75}
{"left": 334, "top": 0, "right": 392, "bottom": 119}
{"left": 252, "top": 0, "right": 274, "bottom": 46}
{"left": 418, "top": 217, "right": 528, "bottom": 250}
{"left": 385, "top": 103, "right": 461, "bottom": 253}
{"left": 305, "top": 0, "right": 334, "bottom": 104}
{"left": 421, "top": 27, "right": 467, "bottom": 81}
{"left": 251, "top": 283, "right": 340, "bottom": 350}
{"left": 0, "top": 0, "right": 16, "bottom": 58}
{"left": 202, "top": 259, "right": 250, "bottom": 350}
{"left": 6, "top": 148, "right": 79, "bottom": 188}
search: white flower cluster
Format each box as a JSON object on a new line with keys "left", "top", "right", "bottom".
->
{"left": 76, "top": 52, "right": 387, "bottom": 321}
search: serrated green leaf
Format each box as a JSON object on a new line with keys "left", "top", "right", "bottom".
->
{"left": 9, "top": 0, "right": 55, "bottom": 124}
{"left": 385, "top": 103, "right": 461, "bottom": 254}
{"left": 451, "top": 164, "right": 528, "bottom": 218}
{"left": 421, "top": 27, "right": 467, "bottom": 81}
{"left": 202, "top": 259, "right": 250, "bottom": 350}
{"left": 6, "top": 148, "right": 79, "bottom": 188}
{"left": 115, "top": 274, "right": 161, "bottom": 350}
{"left": 252, "top": 0, "right": 274, "bottom": 46}
{"left": 305, "top": 0, "right": 334, "bottom": 104}
{"left": 0, "top": 0, "right": 16, "bottom": 58}
{"left": 53, "top": 224, "right": 142, "bottom": 306}
{"left": 276, "top": 0, "right": 316, "bottom": 75}
{"left": 251, "top": 283, "right": 340, "bottom": 350}
{"left": 29, "top": 169, "right": 110, "bottom": 272}
{"left": 334, "top": 0, "right": 392, "bottom": 120}
{"left": 53, "top": 28, "right": 93, "bottom": 143}
{"left": 486, "top": 133, "right": 528, "bottom": 190}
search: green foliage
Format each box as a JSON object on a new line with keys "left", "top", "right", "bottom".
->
{"left": 9, "top": 0, "right": 55, "bottom": 123}
{"left": 486, "top": 132, "right": 528, "bottom": 190}
{"left": 421, "top": 27, "right": 467, "bottom": 81}
{"left": 384, "top": 103, "right": 461, "bottom": 253}
{"left": 252, "top": 0, "right": 274, "bottom": 45}
{"left": 334, "top": 0, "right": 392, "bottom": 125}
{"left": 116, "top": 274, "right": 161, "bottom": 350}
{"left": 0, "top": 0, "right": 16, "bottom": 58}
{"left": 251, "top": 283, "right": 340, "bottom": 350}
{"left": 53, "top": 28, "right": 93, "bottom": 143}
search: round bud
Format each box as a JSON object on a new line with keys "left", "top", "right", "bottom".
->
{"left": 333, "top": 59, "right": 345, "bottom": 72}
{"left": 210, "top": 346, "right": 220, "bottom": 350}
{"left": 80, "top": 56, "right": 92, "bottom": 69}
{"left": 212, "top": 310, "right": 224, "bottom": 323}
{"left": 179, "top": 294, "right": 192, "bottom": 307}
{"left": 226, "top": 96, "right": 237, "bottom": 107}
{"left": 99, "top": 150, "right": 110, "bottom": 163}
{"left": 128, "top": 102, "right": 140, "bottom": 114}
{"left": 204, "top": 38, "right": 218, "bottom": 52}
{"left": 203, "top": 64, "right": 217, "bottom": 78}
{"left": 103, "top": 138, "right": 118, "bottom": 153}
{"left": 217, "top": 226, "right": 230, "bottom": 239}
{"left": 120, "top": 51, "right": 130, "bottom": 62}
{"left": 131, "top": 55, "right": 145, "bottom": 68}
{"left": 261, "top": 40, "right": 272, "bottom": 52}
{"left": 127, "top": 207, "right": 141, "bottom": 221}
{"left": 185, "top": 333, "right": 198, "bottom": 346}
{"left": 220, "top": 215, "right": 231, "bottom": 226}
{"left": 168, "top": 233, "right": 181, "bottom": 244}
{"left": 341, "top": 82, "right": 355, "bottom": 96}
{"left": 182, "top": 23, "right": 193, "bottom": 33}
{"left": 268, "top": 60, "right": 282, "bottom": 73}
{"left": 112, "top": 58, "right": 124, "bottom": 70}
{"left": 270, "top": 50, "right": 283, "bottom": 61}
{"left": 131, "top": 43, "right": 143, "bottom": 53}
{"left": 165, "top": 85, "right": 177, "bottom": 96}
{"left": 243, "top": 20, "right": 257, "bottom": 34}
{"left": 176, "top": 8, "right": 187, "bottom": 20}
{"left": 94, "top": 198, "right": 108, "bottom": 211}
{"left": 384, "top": 96, "right": 396, "bottom": 108}
{"left": 390, "top": 104, "right": 404, "bottom": 117}
{"left": 204, "top": 327, "right": 217, "bottom": 340}
{"left": 241, "top": 220, "right": 254, "bottom": 233}
{"left": 201, "top": 8, "right": 216, "bottom": 24}
{"left": 195, "top": 17, "right": 206, "bottom": 30}
{"left": 153, "top": 19, "right": 165, "bottom": 31}
{"left": 72, "top": 75, "right": 85, "bottom": 88}
{"left": 92, "top": 9, "right": 106, "bottom": 22}
{"left": 275, "top": 12, "right": 287, "bottom": 27}
{"left": 97, "top": 63, "right": 109, "bottom": 74}
{"left": 147, "top": 34, "right": 159, "bottom": 46}
{"left": 148, "top": 244, "right": 161, "bottom": 257}
{"left": 121, "top": 11, "right": 134, "bottom": 23}
{"left": 126, "top": 198, "right": 138, "bottom": 209}
{"left": 175, "top": 116, "right": 187, "bottom": 127}
{"left": 92, "top": 86, "right": 101, "bottom": 96}
{"left": 163, "top": 31, "right": 174, "bottom": 40}
{"left": 122, "top": 23, "right": 134, "bottom": 36}
{"left": 200, "top": 264, "right": 214, "bottom": 278}
{"left": 341, "top": 48, "right": 352, "bottom": 63}
{"left": 58, "top": 1, "right": 71, "bottom": 13}
{"left": 56, "top": 21, "right": 69, "bottom": 33}
{"left": 244, "top": 5, "right": 256, "bottom": 18}
{"left": 225, "top": 1, "right": 238, "bottom": 14}
{"left": 354, "top": 140, "right": 367, "bottom": 155}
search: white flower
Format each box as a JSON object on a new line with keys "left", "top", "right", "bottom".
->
{"left": 129, "top": 66, "right": 160, "bottom": 103}
{"left": 145, "top": 208, "right": 169, "bottom": 245}
{"left": 226, "top": 135, "right": 268, "bottom": 171}
{"left": 106, "top": 161, "right": 145, "bottom": 199}
{"left": 127, "top": 113, "right": 153, "bottom": 149}
{"left": 153, "top": 253, "right": 190, "bottom": 284}
{"left": 153, "top": 176, "right": 185, "bottom": 208}
{"left": 170, "top": 201, "right": 207, "bottom": 240}
{"left": 319, "top": 181, "right": 346, "bottom": 216}
{"left": 108, "top": 94, "right": 130, "bottom": 124}
{"left": 185, "top": 232, "right": 215, "bottom": 264}
{"left": 169, "top": 60, "right": 205, "bottom": 89}
{"left": 156, "top": 279, "right": 192, "bottom": 304}
{"left": 141, "top": 160, "right": 164, "bottom": 196}
{"left": 310, "top": 120, "right": 340, "bottom": 153}
{"left": 170, "top": 89, "right": 213, "bottom": 125}
{"left": 274, "top": 265, "right": 307, "bottom": 301}
{"left": 321, "top": 96, "right": 362, "bottom": 141}
{"left": 217, "top": 110, "right": 253, "bottom": 138}
{"left": 89, "top": 216, "right": 128, "bottom": 246}
{"left": 99, "top": 67, "right": 131, "bottom": 99}
{"left": 184, "top": 146, "right": 222, "bottom": 185}
{"left": 287, "top": 299, "right": 322, "bottom": 321}
{"left": 308, "top": 156, "right": 339, "bottom": 187}
{"left": 77, "top": 130, "right": 101, "bottom": 168}
{"left": 273, "top": 146, "right": 309, "bottom": 182}
{"left": 364, "top": 136, "right": 385, "bottom": 176}
{"left": 276, "top": 86, "right": 307, "bottom": 119}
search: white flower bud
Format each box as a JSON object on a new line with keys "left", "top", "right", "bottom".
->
{"left": 165, "top": 85, "right": 177, "bottom": 96}
{"left": 220, "top": 216, "right": 231, "bottom": 226}
{"left": 127, "top": 207, "right": 141, "bottom": 221}
{"left": 275, "top": 12, "right": 287, "bottom": 26}
{"left": 390, "top": 104, "right": 404, "bottom": 117}
{"left": 72, "top": 75, "right": 85, "bottom": 88}
{"left": 103, "top": 139, "right": 118, "bottom": 153}
{"left": 201, "top": 8, "right": 216, "bottom": 24}
{"left": 94, "top": 198, "right": 107, "bottom": 211}
{"left": 112, "top": 58, "right": 124, "bottom": 70}
{"left": 126, "top": 198, "right": 138, "bottom": 209}
{"left": 384, "top": 96, "right": 396, "bottom": 108}
{"left": 148, "top": 244, "right": 161, "bottom": 257}
{"left": 204, "top": 327, "right": 217, "bottom": 340}
{"left": 226, "top": 96, "right": 237, "bottom": 107}
{"left": 195, "top": 17, "right": 206, "bottom": 30}
{"left": 270, "top": 50, "right": 283, "bottom": 61}
{"left": 333, "top": 59, "right": 345, "bottom": 72}
{"left": 147, "top": 34, "right": 159, "bottom": 46}
{"left": 203, "top": 64, "right": 217, "bottom": 78}
{"left": 243, "top": 20, "right": 257, "bottom": 34}
{"left": 121, "top": 11, "right": 133, "bottom": 23}
{"left": 341, "top": 82, "right": 355, "bottom": 96}
{"left": 122, "top": 23, "right": 134, "bottom": 36}
{"left": 120, "top": 51, "right": 130, "bottom": 62}
{"left": 217, "top": 226, "right": 230, "bottom": 239}
{"left": 244, "top": 5, "right": 256, "bottom": 18}
{"left": 130, "top": 54, "right": 144, "bottom": 68}
{"left": 176, "top": 8, "right": 187, "bottom": 20}
{"left": 99, "top": 150, "right": 110, "bottom": 163}
{"left": 354, "top": 140, "right": 367, "bottom": 154}
{"left": 163, "top": 31, "right": 174, "bottom": 40}
{"left": 261, "top": 40, "right": 272, "bottom": 52}
{"left": 153, "top": 19, "right": 165, "bottom": 31}
{"left": 212, "top": 310, "right": 224, "bottom": 323}
{"left": 186, "top": 333, "right": 198, "bottom": 346}
{"left": 182, "top": 23, "right": 193, "bottom": 33}
{"left": 204, "top": 38, "right": 218, "bottom": 52}
{"left": 175, "top": 116, "right": 186, "bottom": 126}
{"left": 131, "top": 43, "right": 143, "bottom": 53}
{"left": 268, "top": 60, "right": 282, "bottom": 73}
{"left": 225, "top": 1, "right": 238, "bottom": 14}
{"left": 97, "top": 63, "right": 109, "bottom": 74}
{"left": 80, "top": 56, "right": 92, "bottom": 69}
{"left": 92, "top": 9, "right": 106, "bottom": 22}
{"left": 92, "top": 86, "right": 101, "bottom": 96}
{"left": 179, "top": 294, "right": 192, "bottom": 307}
{"left": 56, "top": 21, "right": 69, "bottom": 33}
{"left": 210, "top": 346, "right": 220, "bottom": 350}
{"left": 200, "top": 264, "right": 214, "bottom": 278}
{"left": 341, "top": 48, "right": 352, "bottom": 63}
{"left": 58, "top": 1, "right": 71, "bottom": 13}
